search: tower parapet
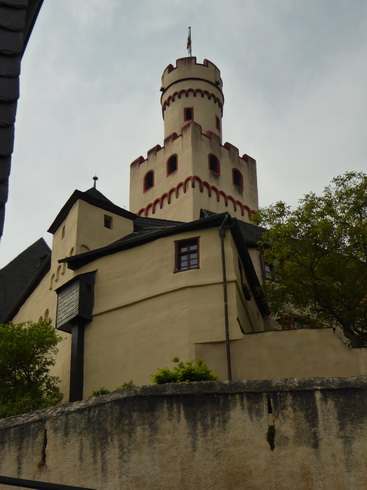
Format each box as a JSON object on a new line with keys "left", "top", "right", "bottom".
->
{"left": 161, "top": 57, "right": 224, "bottom": 141}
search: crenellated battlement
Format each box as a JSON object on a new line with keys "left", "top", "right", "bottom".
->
{"left": 130, "top": 122, "right": 256, "bottom": 169}
{"left": 130, "top": 122, "right": 256, "bottom": 172}
{"left": 161, "top": 57, "right": 223, "bottom": 93}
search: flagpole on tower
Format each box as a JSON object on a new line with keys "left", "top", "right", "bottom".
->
{"left": 186, "top": 26, "right": 192, "bottom": 56}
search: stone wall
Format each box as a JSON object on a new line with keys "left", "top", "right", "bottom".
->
{"left": 1, "top": 378, "right": 367, "bottom": 489}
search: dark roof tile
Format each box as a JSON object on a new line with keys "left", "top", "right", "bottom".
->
{"left": 134, "top": 215, "right": 183, "bottom": 231}
{"left": 236, "top": 220, "right": 265, "bottom": 247}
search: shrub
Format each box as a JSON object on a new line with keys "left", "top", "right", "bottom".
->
{"left": 89, "top": 388, "right": 110, "bottom": 398}
{"left": 116, "top": 380, "right": 135, "bottom": 390}
{"left": 89, "top": 380, "right": 135, "bottom": 398}
{"left": 152, "top": 357, "right": 218, "bottom": 384}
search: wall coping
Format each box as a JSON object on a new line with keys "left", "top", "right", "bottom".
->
{"left": 1, "top": 377, "right": 367, "bottom": 430}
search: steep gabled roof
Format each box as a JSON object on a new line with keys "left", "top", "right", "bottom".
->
{"left": 0, "top": 237, "right": 51, "bottom": 323}
{"left": 48, "top": 188, "right": 137, "bottom": 235}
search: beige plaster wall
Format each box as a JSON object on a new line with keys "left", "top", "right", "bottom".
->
{"left": 10, "top": 198, "right": 136, "bottom": 400}
{"left": 10, "top": 212, "right": 266, "bottom": 402}
{"left": 74, "top": 228, "right": 262, "bottom": 396}
{"left": 1, "top": 378, "right": 367, "bottom": 490}
{"left": 51, "top": 200, "right": 134, "bottom": 268}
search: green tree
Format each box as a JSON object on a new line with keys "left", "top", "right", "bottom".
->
{"left": 152, "top": 357, "right": 219, "bottom": 384}
{"left": 0, "top": 320, "right": 62, "bottom": 418}
{"left": 253, "top": 171, "right": 367, "bottom": 347}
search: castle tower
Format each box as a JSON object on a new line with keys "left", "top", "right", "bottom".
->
{"left": 161, "top": 57, "right": 224, "bottom": 141}
{"left": 129, "top": 57, "right": 259, "bottom": 223}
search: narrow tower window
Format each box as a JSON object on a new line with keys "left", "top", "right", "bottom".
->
{"left": 232, "top": 168, "right": 244, "bottom": 190}
{"left": 144, "top": 170, "right": 154, "bottom": 191}
{"left": 184, "top": 107, "right": 193, "bottom": 121}
{"left": 104, "top": 215, "right": 113, "bottom": 229}
{"left": 216, "top": 116, "right": 221, "bottom": 131}
{"left": 208, "top": 154, "right": 220, "bottom": 176}
{"left": 167, "top": 155, "right": 178, "bottom": 175}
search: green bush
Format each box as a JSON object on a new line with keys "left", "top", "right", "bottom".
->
{"left": 89, "top": 380, "right": 135, "bottom": 398}
{"left": 89, "top": 387, "right": 111, "bottom": 398}
{"left": 152, "top": 357, "right": 218, "bottom": 384}
{"left": 116, "top": 380, "right": 135, "bottom": 390}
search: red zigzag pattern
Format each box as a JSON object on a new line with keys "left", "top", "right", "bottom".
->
{"left": 137, "top": 175, "right": 255, "bottom": 217}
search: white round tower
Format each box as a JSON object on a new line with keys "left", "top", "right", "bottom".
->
{"left": 160, "top": 57, "right": 224, "bottom": 141}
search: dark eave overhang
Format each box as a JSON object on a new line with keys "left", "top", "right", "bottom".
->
{"left": 0, "top": 0, "right": 44, "bottom": 238}
{"left": 230, "top": 220, "right": 269, "bottom": 315}
{"left": 23, "top": 0, "right": 44, "bottom": 52}
{"left": 60, "top": 212, "right": 231, "bottom": 270}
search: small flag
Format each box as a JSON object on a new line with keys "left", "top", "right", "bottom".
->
{"left": 187, "top": 27, "right": 192, "bottom": 56}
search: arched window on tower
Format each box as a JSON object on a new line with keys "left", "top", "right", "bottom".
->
{"left": 232, "top": 168, "right": 244, "bottom": 191}
{"left": 208, "top": 154, "right": 220, "bottom": 176}
{"left": 167, "top": 154, "right": 178, "bottom": 176}
{"left": 144, "top": 170, "right": 154, "bottom": 191}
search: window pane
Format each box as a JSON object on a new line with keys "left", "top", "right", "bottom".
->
{"left": 176, "top": 238, "right": 199, "bottom": 271}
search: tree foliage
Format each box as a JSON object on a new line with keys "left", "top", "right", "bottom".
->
{"left": 152, "top": 357, "right": 219, "bottom": 384}
{"left": 0, "top": 320, "right": 62, "bottom": 418}
{"left": 253, "top": 172, "right": 367, "bottom": 347}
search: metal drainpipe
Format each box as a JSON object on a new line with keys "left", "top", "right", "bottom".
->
{"left": 219, "top": 213, "right": 232, "bottom": 381}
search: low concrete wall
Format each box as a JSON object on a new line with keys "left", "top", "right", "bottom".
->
{"left": 196, "top": 328, "right": 367, "bottom": 381}
{"left": 1, "top": 378, "right": 367, "bottom": 489}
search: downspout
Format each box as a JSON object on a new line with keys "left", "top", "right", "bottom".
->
{"left": 219, "top": 213, "right": 232, "bottom": 381}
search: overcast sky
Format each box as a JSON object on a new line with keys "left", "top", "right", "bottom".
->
{"left": 1, "top": 0, "right": 367, "bottom": 267}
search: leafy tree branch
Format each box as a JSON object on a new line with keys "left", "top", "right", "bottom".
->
{"left": 253, "top": 171, "right": 367, "bottom": 347}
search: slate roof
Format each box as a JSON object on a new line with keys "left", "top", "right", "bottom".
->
{"left": 0, "top": 237, "right": 50, "bottom": 323}
{"left": 237, "top": 220, "right": 265, "bottom": 247}
{"left": 200, "top": 209, "right": 265, "bottom": 247}
{"left": 134, "top": 215, "right": 183, "bottom": 231}
{"left": 0, "top": 0, "right": 44, "bottom": 238}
